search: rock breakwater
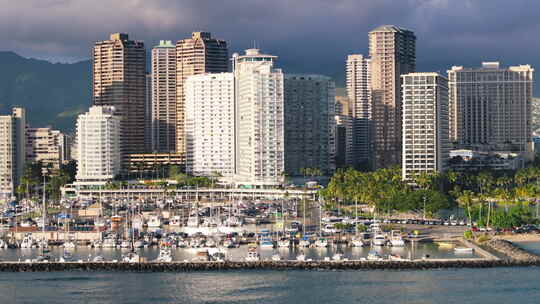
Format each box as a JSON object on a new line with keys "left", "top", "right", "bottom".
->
{"left": 485, "top": 239, "right": 540, "bottom": 261}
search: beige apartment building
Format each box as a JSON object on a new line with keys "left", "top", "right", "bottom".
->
{"left": 448, "top": 62, "right": 534, "bottom": 154}
{"left": 92, "top": 33, "right": 147, "bottom": 157}
{"left": 26, "top": 127, "right": 66, "bottom": 170}
{"left": 175, "top": 32, "right": 228, "bottom": 154}
{"left": 369, "top": 25, "right": 416, "bottom": 168}
{"left": 151, "top": 40, "right": 177, "bottom": 153}
{"left": 0, "top": 108, "right": 26, "bottom": 201}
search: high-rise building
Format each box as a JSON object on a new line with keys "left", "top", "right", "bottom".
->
{"left": 233, "top": 49, "right": 284, "bottom": 186}
{"left": 335, "top": 96, "right": 351, "bottom": 116}
{"left": 175, "top": 32, "right": 228, "bottom": 154}
{"left": 92, "top": 33, "right": 146, "bottom": 156}
{"left": 151, "top": 40, "right": 177, "bottom": 152}
{"left": 448, "top": 62, "right": 534, "bottom": 153}
{"left": 184, "top": 73, "right": 235, "bottom": 177}
{"left": 76, "top": 106, "right": 121, "bottom": 182}
{"left": 26, "top": 127, "right": 66, "bottom": 169}
{"left": 145, "top": 73, "right": 152, "bottom": 152}
{"left": 401, "top": 73, "right": 450, "bottom": 181}
{"left": 284, "top": 74, "right": 336, "bottom": 176}
{"left": 0, "top": 108, "right": 26, "bottom": 200}
{"left": 334, "top": 115, "right": 353, "bottom": 169}
{"left": 369, "top": 25, "right": 416, "bottom": 168}
{"left": 346, "top": 54, "right": 372, "bottom": 168}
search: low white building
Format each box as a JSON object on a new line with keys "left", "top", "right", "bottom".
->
{"left": 184, "top": 73, "right": 235, "bottom": 177}
{"left": 76, "top": 106, "right": 121, "bottom": 183}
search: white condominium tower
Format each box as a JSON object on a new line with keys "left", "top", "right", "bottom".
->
{"left": 284, "top": 74, "right": 336, "bottom": 176}
{"left": 184, "top": 73, "right": 235, "bottom": 177}
{"left": 346, "top": 54, "right": 372, "bottom": 168}
{"left": 0, "top": 108, "right": 26, "bottom": 201}
{"left": 76, "top": 106, "right": 121, "bottom": 182}
{"left": 233, "top": 49, "right": 284, "bottom": 186}
{"left": 448, "top": 62, "right": 534, "bottom": 154}
{"left": 401, "top": 73, "right": 450, "bottom": 181}
{"left": 151, "top": 40, "right": 177, "bottom": 152}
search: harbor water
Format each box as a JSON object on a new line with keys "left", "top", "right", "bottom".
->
{"left": 0, "top": 241, "right": 479, "bottom": 262}
{"left": 1, "top": 267, "right": 540, "bottom": 303}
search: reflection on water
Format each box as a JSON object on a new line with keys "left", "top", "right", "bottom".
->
{"left": 1, "top": 268, "right": 540, "bottom": 303}
{"left": 0, "top": 241, "right": 478, "bottom": 262}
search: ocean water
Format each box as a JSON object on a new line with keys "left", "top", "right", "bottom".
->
{"left": 1, "top": 267, "right": 540, "bottom": 304}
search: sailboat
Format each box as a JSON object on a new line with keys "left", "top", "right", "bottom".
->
{"left": 34, "top": 176, "right": 51, "bottom": 263}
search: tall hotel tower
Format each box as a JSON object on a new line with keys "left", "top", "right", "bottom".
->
{"left": 92, "top": 33, "right": 146, "bottom": 156}
{"left": 369, "top": 25, "right": 416, "bottom": 168}
{"left": 151, "top": 40, "right": 177, "bottom": 152}
{"left": 346, "top": 54, "right": 371, "bottom": 168}
{"left": 175, "top": 32, "right": 228, "bottom": 153}
{"left": 448, "top": 62, "right": 534, "bottom": 154}
{"left": 401, "top": 73, "right": 450, "bottom": 181}
{"left": 233, "top": 49, "right": 284, "bottom": 186}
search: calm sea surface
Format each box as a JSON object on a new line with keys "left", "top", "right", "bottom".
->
{"left": 1, "top": 267, "right": 540, "bottom": 304}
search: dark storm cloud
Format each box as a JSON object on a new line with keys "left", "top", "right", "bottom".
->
{"left": 0, "top": 0, "right": 539, "bottom": 89}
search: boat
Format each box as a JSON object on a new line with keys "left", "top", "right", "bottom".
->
{"left": 33, "top": 254, "right": 52, "bottom": 263}
{"left": 278, "top": 238, "right": 290, "bottom": 248}
{"left": 187, "top": 216, "right": 200, "bottom": 227}
{"left": 350, "top": 236, "right": 365, "bottom": 247}
{"left": 436, "top": 242, "right": 455, "bottom": 249}
{"left": 206, "top": 238, "right": 217, "bottom": 248}
{"left": 192, "top": 250, "right": 210, "bottom": 262}
{"left": 296, "top": 253, "right": 307, "bottom": 261}
{"left": 372, "top": 234, "right": 387, "bottom": 246}
{"left": 169, "top": 216, "right": 182, "bottom": 227}
{"left": 102, "top": 237, "right": 118, "bottom": 248}
{"left": 211, "top": 251, "right": 227, "bottom": 262}
{"left": 271, "top": 254, "right": 281, "bottom": 261}
{"left": 59, "top": 251, "right": 75, "bottom": 263}
{"left": 20, "top": 234, "right": 36, "bottom": 249}
{"left": 92, "top": 255, "right": 105, "bottom": 262}
{"left": 389, "top": 254, "right": 405, "bottom": 261}
{"left": 454, "top": 247, "right": 474, "bottom": 254}
{"left": 63, "top": 241, "right": 76, "bottom": 249}
{"left": 120, "top": 240, "right": 132, "bottom": 249}
{"left": 366, "top": 251, "right": 383, "bottom": 261}
{"left": 134, "top": 240, "right": 146, "bottom": 248}
{"left": 122, "top": 252, "right": 140, "bottom": 263}
{"left": 0, "top": 239, "right": 7, "bottom": 249}
{"left": 156, "top": 248, "right": 173, "bottom": 262}
{"left": 222, "top": 239, "right": 235, "bottom": 248}
{"left": 260, "top": 238, "right": 274, "bottom": 249}
{"left": 332, "top": 253, "right": 344, "bottom": 261}
{"left": 147, "top": 215, "right": 162, "bottom": 228}
{"left": 389, "top": 231, "right": 405, "bottom": 247}
{"left": 245, "top": 245, "right": 260, "bottom": 261}
{"left": 315, "top": 238, "right": 329, "bottom": 248}
{"left": 298, "top": 237, "right": 311, "bottom": 248}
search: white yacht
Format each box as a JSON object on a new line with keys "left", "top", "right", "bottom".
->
{"left": 59, "top": 251, "right": 75, "bottom": 263}
{"left": 259, "top": 239, "right": 274, "bottom": 249}
{"left": 271, "top": 254, "right": 281, "bottom": 261}
{"left": 372, "top": 234, "right": 387, "bottom": 246}
{"left": 169, "top": 216, "right": 182, "bottom": 227}
{"left": 315, "top": 238, "right": 329, "bottom": 248}
{"left": 350, "top": 236, "right": 365, "bottom": 247}
{"left": 20, "top": 234, "right": 36, "bottom": 249}
{"left": 332, "top": 253, "right": 344, "bottom": 261}
{"left": 0, "top": 239, "right": 7, "bottom": 249}
{"left": 147, "top": 215, "right": 162, "bottom": 228}
{"left": 277, "top": 238, "right": 290, "bottom": 248}
{"left": 63, "top": 241, "right": 76, "bottom": 249}
{"left": 102, "top": 237, "right": 118, "bottom": 248}
{"left": 245, "top": 250, "right": 260, "bottom": 262}
{"left": 122, "top": 252, "right": 140, "bottom": 263}
{"left": 156, "top": 248, "right": 173, "bottom": 262}
{"left": 187, "top": 216, "right": 200, "bottom": 227}
{"left": 92, "top": 255, "right": 105, "bottom": 262}
{"left": 298, "top": 238, "right": 311, "bottom": 248}
{"left": 389, "top": 231, "right": 405, "bottom": 247}
{"left": 367, "top": 251, "right": 383, "bottom": 261}
{"left": 120, "top": 240, "right": 132, "bottom": 249}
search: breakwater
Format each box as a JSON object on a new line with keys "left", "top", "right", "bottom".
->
{"left": 1, "top": 259, "right": 540, "bottom": 272}
{"left": 485, "top": 239, "right": 540, "bottom": 261}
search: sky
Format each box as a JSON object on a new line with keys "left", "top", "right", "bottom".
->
{"left": 1, "top": 0, "right": 539, "bottom": 90}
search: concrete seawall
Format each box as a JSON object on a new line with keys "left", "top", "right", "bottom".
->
{"left": 0, "top": 259, "right": 538, "bottom": 272}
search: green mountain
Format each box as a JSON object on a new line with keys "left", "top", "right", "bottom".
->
{"left": 0, "top": 51, "right": 91, "bottom": 133}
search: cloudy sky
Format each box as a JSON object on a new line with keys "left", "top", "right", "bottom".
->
{"left": 1, "top": 0, "right": 538, "bottom": 89}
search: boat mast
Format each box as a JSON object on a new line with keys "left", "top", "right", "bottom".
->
{"left": 41, "top": 174, "right": 46, "bottom": 255}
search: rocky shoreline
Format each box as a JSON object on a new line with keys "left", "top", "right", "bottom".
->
{"left": 484, "top": 239, "right": 540, "bottom": 261}
{"left": 0, "top": 258, "right": 539, "bottom": 272}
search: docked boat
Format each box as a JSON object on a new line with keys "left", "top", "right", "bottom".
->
{"left": 298, "top": 237, "right": 311, "bottom": 248}
{"left": 63, "top": 241, "right": 76, "bottom": 249}
{"left": 366, "top": 251, "right": 383, "bottom": 261}
{"left": 120, "top": 240, "right": 132, "bottom": 249}
{"left": 147, "top": 215, "right": 162, "bottom": 228}
{"left": 192, "top": 250, "right": 211, "bottom": 262}
{"left": 277, "top": 238, "right": 290, "bottom": 248}
{"left": 187, "top": 216, "right": 200, "bottom": 227}
{"left": 245, "top": 245, "right": 260, "bottom": 261}
{"left": 59, "top": 251, "right": 75, "bottom": 263}
{"left": 271, "top": 254, "right": 281, "bottom": 261}
{"left": 20, "top": 234, "right": 36, "bottom": 249}
{"left": 389, "top": 254, "right": 405, "bottom": 261}
{"left": 389, "top": 231, "right": 405, "bottom": 247}
{"left": 454, "top": 247, "right": 474, "bottom": 254}
{"left": 122, "top": 252, "right": 140, "bottom": 263}
{"left": 211, "top": 251, "right": 227, "bottom": 262}
{"left": 92, "top": 255, "right": 105, "bottom": 262}
{"left": 372, "top": 234, "right": 387, "bottom": 246}
{"left": 222, "top": 239, "right": 235, "bottom": 248}
{"left": 156, "top": 248, "right": 173, "bottom": 262}
{"left": 315, "top": 238, "right": 329, "bottom": 248}
{"left": 0, "top": 239, "right": 7, "bottom": 249}
{"left": 260, "top": 238, "right": 274, "bottom": 249}
{"left": 332, "top": 253, "right": 344, "bottom": 261}
{"left": 33, "top": 254, "right": 52, "bottom": 263}
{"left": 350, "top": 236, "right": 365, "bottom": 247}
{"left": 134, "top": 240, "right": 146, "bottom": 248}
{"left": 169, "top": 216, "right": 182, "bottom": 227}
{"left": 102, "top": 237, "right": 118, "bottom": 248}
